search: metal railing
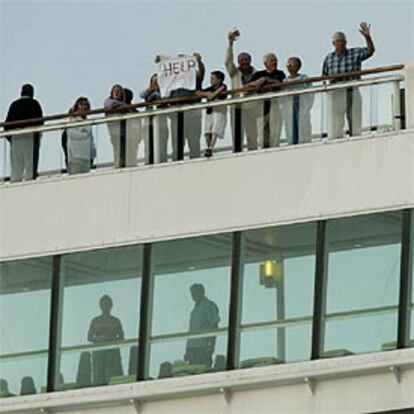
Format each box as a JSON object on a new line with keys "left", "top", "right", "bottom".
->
{"left": 0, "top": 64, "right": 407, "bottom": 183}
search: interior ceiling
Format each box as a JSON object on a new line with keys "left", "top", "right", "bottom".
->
{"left": 0, "top": 212, "right": 403, "bottom": 295}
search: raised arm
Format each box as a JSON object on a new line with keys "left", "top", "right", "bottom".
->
{"left": 193, "top": 53, "right": 205, "bottom": 86}
{"left": 225, "top": 31, "right": 238, "bottom": 77}
{"left": 359, "top": 22, "right": 375, "bottom": 57}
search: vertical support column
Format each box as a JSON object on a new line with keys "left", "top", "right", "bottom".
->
{"left": 276, "top": 277, "right": 286, "bottom": 362}
{"left": 404, "top": 61, "right": 414, "bottom": 130}
{"left": 226, "top": 231, "right": 244, "bottom": 370}
{"left": 120, "top": 119, "right": 127, "bottom": 168}
{"left": 311, "top": 221, "right": 329, "bottom": 360}
{"left": 137, "top": 244, "right": 154, "bottom": 381}
{"left": 263, "top": 100, "right": 271, "bottom": 148}
{"left": 47, "top": 255, "right": 63, "bottom": 392}
{"left": 397, "top": 209, "right": 413, "bottom": 349}
{"left": 234, "top": 105, "right": 243, "bottom": 153}
{"left": 177, "top": 111, "right": 184, "bottom": 161}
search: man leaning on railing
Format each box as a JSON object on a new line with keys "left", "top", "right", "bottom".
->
{"left": 322, "top": 22, "right": 375, "bottom": 139}
{"left": 245, "top": 53, "right": 286, "bottom": 149}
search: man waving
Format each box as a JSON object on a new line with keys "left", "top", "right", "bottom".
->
{"left": 322, "top": 22, "right": 375, "bottom": 139}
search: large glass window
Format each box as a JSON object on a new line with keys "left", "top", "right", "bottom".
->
{"left": 56, "top": 245, "right": 142, "bottom": 390}
{"left": 239, "top": 223, "right": 317, "bottom": 368}
{"left": 324, "top": 211, "right": 402, "bottom": 356}
{"left": 0, "top": 257, "right": 52, "bottom": 397}
{"left": 147, "top": 234, "right": 232, "bottom": 379}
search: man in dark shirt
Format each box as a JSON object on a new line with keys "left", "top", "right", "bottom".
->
{"left": 4, "top": 84, "right": 43, "bottom": 182}
{"left": 184, "top": 284, "right": 220, "bottom": 367}
{"left": 246, "top": 53, "right": 286, "bottom": 148}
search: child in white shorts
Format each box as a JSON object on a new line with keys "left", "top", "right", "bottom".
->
{"left": 198, "top": 71, "right": 228, "bottom": 157}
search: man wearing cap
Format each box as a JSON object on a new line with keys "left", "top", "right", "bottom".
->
{"left": 322, "top": 22, "right": 375, "bottom": 139}
{"left": 4, "top": 84, "right": 44, "bottom": 182}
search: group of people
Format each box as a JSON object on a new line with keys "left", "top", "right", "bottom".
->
{"left": 0, "top": 285, "right": 220, "bottom": 397}
{"left": 81, "top": 285, "right": 220, "bottom": 386}
{"left": 85, "top": 284, "right": 220, "bottom": 386}
{"left": 3, "top": 23, "right": 375, "bottom": 182}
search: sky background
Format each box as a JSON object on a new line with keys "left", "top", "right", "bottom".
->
{"left": 0, "top": 0, "right": 413, "bottom": 121}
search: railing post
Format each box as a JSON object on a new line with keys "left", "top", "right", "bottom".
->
{"left": 392, "top": 81, "right": 402, "bottom": 131}
{"left": 32, "top": 133, "right": 40, "bottom": 179}
{"left": 234, "top": 105, "right": 243, "bottom": 153}
{"left": 263, "top": 99, "right": 271, "bottom": 148}
{"left": 177, "top": 111, "right": 184, "bottom": 161}
{"left": 153, "top": 110, "right": 161, "bottom": 164}
{"left": 148, "top": 115, "right": 154, "bottom": 165}
{"left": 119, "top": 119, "right": 127, "bottom": 168}
{"left": 404, "top": 61, "right": 414, "bottom": 130}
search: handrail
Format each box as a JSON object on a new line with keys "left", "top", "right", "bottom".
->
{"left": 0, "top": 304, "right": 399, "bottom": 361}
{"left": 0, "top": 63, "right": 405, "bottom": 130}
{"left": 0, "top": 73, "right": 404, "bottom": 139}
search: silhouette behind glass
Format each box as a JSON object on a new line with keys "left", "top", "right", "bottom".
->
{"left": 87, "top": 295, "right": 124, "bottom": 385}
{"left": 184, "top": 284, "right": 220, "bottom": 367}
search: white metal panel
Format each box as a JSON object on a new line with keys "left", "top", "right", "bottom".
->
{"left": 1, "top": 349, "right": 413, "bottom": 414}
{"left": 1, "top": 131, "right": 414, "bottom": 261}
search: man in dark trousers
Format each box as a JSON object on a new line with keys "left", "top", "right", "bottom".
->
{"left": 4, "top": 84, "right": 44, "bottom": 182}
{"left": 184, "top": 283, "right": 220, "bottom": 367}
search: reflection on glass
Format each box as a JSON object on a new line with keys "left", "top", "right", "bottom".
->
{"left": 239, "top": 223, "right": 316, "bottom": 367}
{"left": 184, "top": 283, "right": 220, "bottom": 367}
{"left": 0, "top": 257, "right": 52, "bottom": 397}
{"left": 326, "top": 313, "right": 397, "bottom": 355}
{"left": 57, "top": 245, "right": 142, "bottom": 389}
{"left": 149, "top": 334, "right": 228, "bottom": 380}
{"left": 148, "top": 234, "right": 232, "bottom": 378}
{"left": 87, "top": 295, "right": 125, "bottom": 386}
{"left": 324, "top": 211, "right": 402, "bottom": 355}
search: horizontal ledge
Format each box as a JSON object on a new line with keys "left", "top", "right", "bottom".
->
{"left": 1, "top": 348, "right": 413, "bottom": 413}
